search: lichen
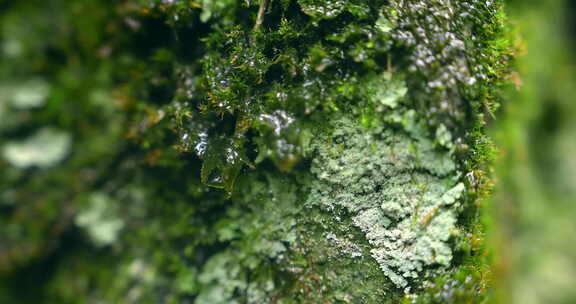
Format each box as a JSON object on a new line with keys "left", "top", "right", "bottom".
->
{"left": 75, "top": 193, "right": 125, "bottom": 247}
{"left": 306, "top": 112, "right": 464, "bottom": 291}
{"left": 1, "top": 79, "right": 50, "bottom": 109}
{"left": 2, "top": 127, "right": 71, "bottom": 169}
{"left": 0, "top": 0, "right": 511, "bottom": 302}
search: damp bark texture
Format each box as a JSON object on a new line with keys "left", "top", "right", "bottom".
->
{"left": 0, "top": 0, "right": 510, "bottom": 303}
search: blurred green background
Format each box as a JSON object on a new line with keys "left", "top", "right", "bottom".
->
{"left": 492, "top": 0, "right": 576, "bottom": 303}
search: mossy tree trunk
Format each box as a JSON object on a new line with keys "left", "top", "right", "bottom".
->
{"left": 0, "top": 0, "right": 510, "bottom": 303}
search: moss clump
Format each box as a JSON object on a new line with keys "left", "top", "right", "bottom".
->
{"left": 386, "top": 0, "right": 510, "bottom": 129}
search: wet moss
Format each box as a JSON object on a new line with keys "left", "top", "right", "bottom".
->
{"left": 0, "top": 0, "right": 511, "bottom": 302}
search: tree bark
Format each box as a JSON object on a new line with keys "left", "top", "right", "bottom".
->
{"left": 0, "top": 0, "right": 510, "bottom": 303}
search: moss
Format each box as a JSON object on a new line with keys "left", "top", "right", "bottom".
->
{"left": 0, "top": 0, "right": 511, "bottom": 302}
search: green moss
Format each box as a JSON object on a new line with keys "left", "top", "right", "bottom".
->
{"left": 0, "top": 0, "right": 511, "bottom": 302}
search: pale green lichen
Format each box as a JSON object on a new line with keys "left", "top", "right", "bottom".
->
{"left": 435, "top": 124, "right": 454, "bottom": 151}
{"left": 75, "top": 193, "right": 125, "bottom": 247}
{"left": 306, "top": 112, "right": 464, "bottom": 291}
{"left": 0, "top": 0, "right": 509, "bottom": 302}
{"left": 196, "top": 253, "right": 246, "bottom": 304}
{"left": 2, "top": 127, "right": 71, "bottom": 168}
{"left": 192, "top": 171, "right": 302, "bottom": 303}
{"left": 7, "top": 79, "right": 50, "bottom": 109}
{"left": 185, "top": 73, "right": 468, "bottom": 301}
{"left": 367, "top": 72, "right": 408, "bottom": 109}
